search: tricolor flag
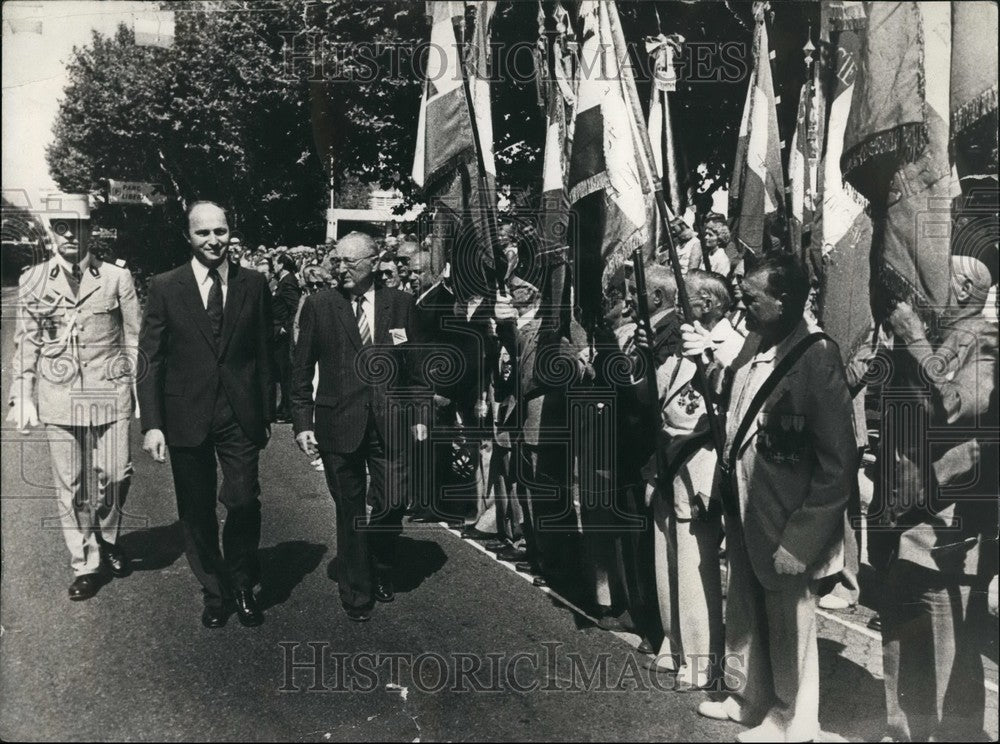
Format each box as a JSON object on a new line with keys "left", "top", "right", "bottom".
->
{"left": 567, "top": 0, "right": 656, "bottom": 323}
{"left": 842, "top": 1, "right": 958, "bottom": 322}
{"left": 534, "top": 1, "right": 575, "bottom": 335}
{"left": 646, "top": 34, "right": 684, "bottom": 219}
{"left": 729, "top": 6, "right": 784, "bottom": 260}
{"left": 788, "top": 62, "right": 824, "bottom": 281}
{"left": 412, "top": 1, "right": 497, "bottom": 295}
{"left": 816, "top": 0, "right": 874, "bottom": 361}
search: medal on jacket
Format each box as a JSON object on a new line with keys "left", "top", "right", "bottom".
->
{"left": 756, "top": 412, "right": 807, "bottom": 464}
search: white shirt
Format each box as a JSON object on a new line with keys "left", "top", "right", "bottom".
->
{"left": 190, "top": 257, "right": 229, "bottom": 309}
{"left": 351, "top": 287, "right": 376, "bottom": 338}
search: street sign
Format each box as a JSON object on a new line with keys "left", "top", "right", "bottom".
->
{"left": 107, "top": 180, "right": 168, "bottom": 206}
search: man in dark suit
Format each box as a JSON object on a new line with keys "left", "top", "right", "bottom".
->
{"left": 138, "top": 200, "right": 275, "bottom": 629}
{"left": 292, "top": 231, "right": 426, "bottom": 622}
{"left": 272, "top": 252, "right": 302, "bottom": 423}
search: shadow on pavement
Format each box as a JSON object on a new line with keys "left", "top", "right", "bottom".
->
{"left": 326, "top": 535, "right": 448, "bottom": 594}
{"left": 818, "top": 636, "right": 886, "bottom": 741}
{"left": 393, "top": 535, "right": 448, "bottom": 592}
{"left": 258, "top": 540, "right": 327, "bottom": 610}
{"left": 118, "top": 521, "right": 185, "bottom": 572}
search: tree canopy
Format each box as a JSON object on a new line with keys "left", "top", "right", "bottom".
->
{"left": 46, "top": 0, "right": 814, "bottom": 271}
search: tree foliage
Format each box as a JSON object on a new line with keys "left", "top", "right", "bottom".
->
{"left": 46, "top": 0, "right": 814, "bottom": 272}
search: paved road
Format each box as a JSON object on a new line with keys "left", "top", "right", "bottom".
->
{"left": 1, "top": 285, "right": 996, "bottom": 741}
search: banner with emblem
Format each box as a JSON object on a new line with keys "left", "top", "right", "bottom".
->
{"left": 841, "top": 2, "right": 957, "bottom": 323}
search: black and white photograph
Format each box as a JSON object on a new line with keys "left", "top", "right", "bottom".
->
{"left": 1, "top": 1, "right": 997, "bottom": 741}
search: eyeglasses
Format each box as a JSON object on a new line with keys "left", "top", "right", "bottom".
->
{"left": 330, "top": 255, "right": 377, "bottom": 268}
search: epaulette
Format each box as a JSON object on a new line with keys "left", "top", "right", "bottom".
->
{"left": 115, "top": 258, "right": 126, "bottom": 268}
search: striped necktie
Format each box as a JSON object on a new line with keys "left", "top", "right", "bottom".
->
{"left": 355, "top": 295, "right": 372, "bottom": 346}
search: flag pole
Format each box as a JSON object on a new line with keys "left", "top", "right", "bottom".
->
{"left": 451, "top": 12, "right": 506, "bottom": 293}
{"left": 605, "top": 2, "right": 730, "bottom": 509}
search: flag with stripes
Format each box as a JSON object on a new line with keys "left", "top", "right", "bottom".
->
{"left": 567, "top": 0, "right": 655, "bottom": 323}
{"left": 816, "top": 0, "right": 874, "bottom": 361}
{"left": 412, "top": 1, "right": 497, "bottom": 296}
{"left": 534, "top": 1, "right": 575, "bottom": 336}
{"left": 788, "top": 64, "right": 824, "bottom": 280}
{"left": 646, "top": 34, "right": 684, "bottom": 220}
{"left": 729, "top": 7, "right": 784, "bottom": 260}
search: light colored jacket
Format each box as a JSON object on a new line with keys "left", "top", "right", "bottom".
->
{"left": 653, "top": 318, "right": 746, "bottom": 520}
{"left": 9, "top": 257, "right": 140, "bottom": 426}
{"left": 726, "top": 319, "right": 855, "bottom": 591}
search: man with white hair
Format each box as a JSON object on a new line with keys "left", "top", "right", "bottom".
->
{"left": 292, "top": 231, "right": 426, "bottom": 622}
{"left": 642, "top": 269, "right": 745, "bottom": 687}
{"left": 872, "top": 246, "right": 999, "bottom": 741}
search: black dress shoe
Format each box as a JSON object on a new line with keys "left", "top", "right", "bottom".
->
{"left": 345, "top": 606, "right": 371, "bottom": 622}
{"left": 100, "top": 541, "right": 130, "bottom": 577}
{"left": 496, "top": 547, "right": 528, "bottom": 563}
{"left": 373, "top": 578, "right": 395, "bottom": 603}
{"left": 234, "top": 589, "right": 264, "bottom": 627}
{"left": 201, "top": 605, "right": 229, "bottom": 629}
{"left": 68, "top": 574, "right": 102, "bottom": 601}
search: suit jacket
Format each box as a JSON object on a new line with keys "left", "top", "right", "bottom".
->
{"left": 273, "top": 272, "right": 302, "bottom": 339}
{"left": 870, "top": 314, "right": 999, "bottom": 581}
{"left": 9, "top": 257, "right": 140, "bottom": 426}
{"left": 138, "top": 261, "right": 275, "bottom": 448}
{"left": 727, "top": 319, "right": 856, "bottom": 591}
{"left": 291, "top": 287, "right": 424, "bottom": 453}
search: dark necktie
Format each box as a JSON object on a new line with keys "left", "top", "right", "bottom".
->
{"left": 207, "top": 268, "right": 224, "bottom": 340}
{"left": 67, "top": 263, "right": 82, "bottom": 295}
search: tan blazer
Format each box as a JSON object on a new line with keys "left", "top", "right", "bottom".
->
{"left": 9, "top": 257, "right": 140, "bottom": 426}
{"left": 727, "top": 320, "right": 856, "bottom": 591}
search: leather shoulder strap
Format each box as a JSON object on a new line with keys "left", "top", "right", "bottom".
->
{"left": 727, "top": 332, "right": 832, "bottom": 473}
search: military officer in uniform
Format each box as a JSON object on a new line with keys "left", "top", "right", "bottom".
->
{"left": 6, "top": 195, "right": 141, "bottom": 601}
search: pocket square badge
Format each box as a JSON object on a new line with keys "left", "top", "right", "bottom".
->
{"left": 390, "top": 328, "right": 408, "bottom": 345}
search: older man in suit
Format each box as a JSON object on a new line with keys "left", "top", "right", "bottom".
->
{"left": 138, "top": 200, "right": 275, "bottom": 629}
{"left": 7, "top": 195, "right": 140, "bottom": 600}
{"left": 696, "top": 254, "right": 856, "bottom": 743}
{"left": 292, "top": 232, "right": 426, "bottom": 622}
